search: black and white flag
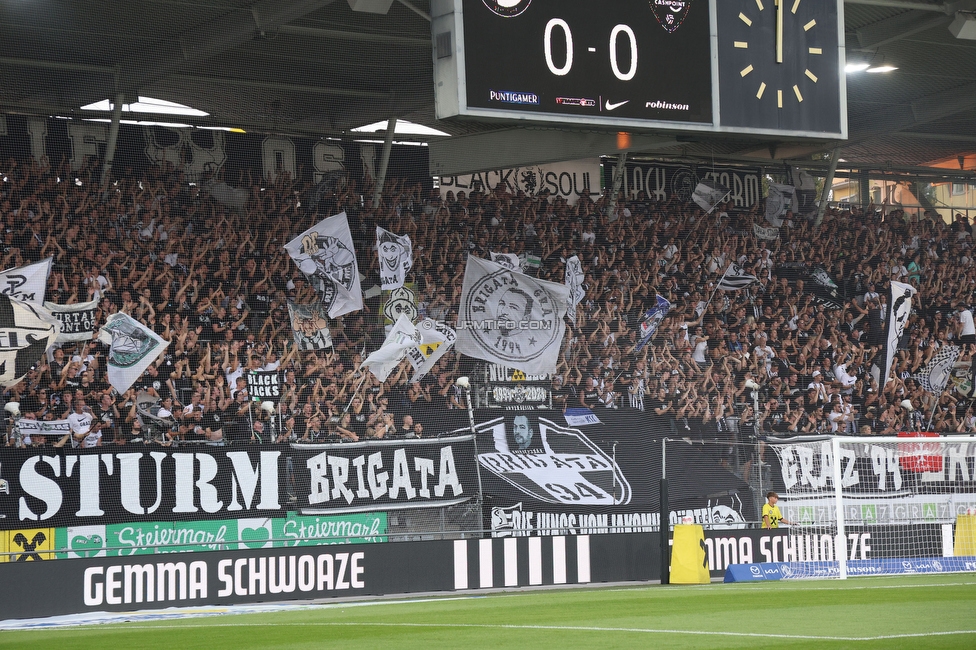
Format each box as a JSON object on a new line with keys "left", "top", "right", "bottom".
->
{"left": 361, "top": 314, "right": 421, "bottom": 382}
{"left": 564, "top": 255, "right": 585, "bottom": 322}
{"left": 407, "top": 318, "right": 457, "bottom": 383}
{"left": 287, "top": 300, "right": 333, "bottom": 350}
{"left": 376, "top": 226, "right": 413, "bottom": 291}
{"left": 0, "top": 257, "right": 53, "bottom": 304}
{"left": 284, "top": 212, "right": 363, "bottom": 319}
{"left": 457, "top": 255, "right": 569, "bottom": 376}
{"left": 44, "top": 298, "right": 98, "bottom": 342}
{"left": 490, "top": 252, "right": 521, "bottom": 272}
{"left": 97, "top": 312, "right": 169, "bottom": 394}
{"left": 0, "top": 294, "right": 60, "bottom": 387}
{"left": 765, "top": 183, "right": 797, "bottom": 228}
{"left": 915, "top": 345, "right": 960, "bottom": 395}
{"left": 692, "top": 179, "right": 731, "bottom": 214}
{"left": 881, "top": 281, "right": 916, "bottom": 387}
{"left": 716, "top": 263, "right": 758, "bottom": 291}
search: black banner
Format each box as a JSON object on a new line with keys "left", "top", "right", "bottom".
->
{"left": 0, "top": 436, "right": 480, "bottom": 529}
{"left": 0, "top": 531, "right": 662, "bottom": 619}
{"left": 466, "top": 410, "right": 757, "bottom": 535}
{"left": 620, "top": 161, "right": 762, "bottom": 208}
{"left": 246, "top": 370, "right": 281, "bottom": 402}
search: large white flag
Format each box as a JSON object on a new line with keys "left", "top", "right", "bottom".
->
{"left": 457, "top": 255, "right": 569, "bottom": 376}
{"left": 97, "top": 312, "right": 169, "bottom": 394}
{"left": 361, "top": 314, "right": 421, "bottom": 382}
{"left": 765, "top": 183, "right": 797, "bottom": 227}
{"left": 881, "top": 281, "right": 916, "bottom": 387}
{"left": 0, "top": 257, "right": 53, "bottom": 304}
{"left": 0, "top": 294, "right": 60, "bottom": 387}
{"left": 284, "top": 212, "right": 363, "bottom": 318}
{"left": 376, "top": 226, "right": 413, "bottom": 291}
{"left": 564, "top": 255, "right": 585, "bottom": 321}
{"left": 407, "top": 319, "right": 457, "bottom": 383}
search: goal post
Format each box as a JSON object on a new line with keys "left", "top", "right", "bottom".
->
{"left": 769, "top": 434, "right": 976, "bottom": 579}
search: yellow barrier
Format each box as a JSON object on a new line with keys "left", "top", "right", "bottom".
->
{"left": 955, "top": 514, "right": 976, "bottom": 556}
{"left": 670, "top": 524, "right": 710, "bottom": 584}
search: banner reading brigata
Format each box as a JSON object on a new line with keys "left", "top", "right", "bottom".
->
{"left": 0, "top": 437, "right": 480, "bottom": 529}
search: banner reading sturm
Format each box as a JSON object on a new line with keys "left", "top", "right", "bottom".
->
{"left": 0, "top": 436, "right": 480, "bottom": 529}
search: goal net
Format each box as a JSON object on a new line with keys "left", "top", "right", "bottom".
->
{"left": 767, "top": 435, "right": 976, "bottom": 579}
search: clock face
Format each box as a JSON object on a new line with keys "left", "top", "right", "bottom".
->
{"left": 717, "top": 0, "right": 842, "bottom": 134}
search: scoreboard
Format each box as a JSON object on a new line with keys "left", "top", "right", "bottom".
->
{"left": 432, "top": 0, "right": 847, "bottom": 139}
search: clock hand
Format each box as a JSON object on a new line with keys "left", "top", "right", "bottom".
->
{"left": 776, "top": 0, "right": 783, "bottom": 64}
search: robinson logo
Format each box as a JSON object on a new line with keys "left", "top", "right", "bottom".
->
{"left": 483, "top": 0, "right": 532, "bottom": 18}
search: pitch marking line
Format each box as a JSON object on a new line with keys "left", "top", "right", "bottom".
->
{"left": 56, "top": 621, "right": 976, "bottom": 641}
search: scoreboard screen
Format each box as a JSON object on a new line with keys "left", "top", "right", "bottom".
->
{"left": 432, "top": 0, "right": 847, "bottom": 139}
{"left": 462, "top": 0, "right": 712, "bottom": 124}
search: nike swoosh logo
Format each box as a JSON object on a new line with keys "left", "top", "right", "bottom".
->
{"left": 605, "top": 100, "right": 629, "bottom": 111}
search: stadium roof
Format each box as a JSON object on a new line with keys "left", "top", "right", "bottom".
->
{"left": 1, "top": 0, "right": 975, "bottom": 173}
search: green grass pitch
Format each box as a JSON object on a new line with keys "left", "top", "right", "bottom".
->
{"left": 3, "top": 574, "right": 975, "bottom": 649}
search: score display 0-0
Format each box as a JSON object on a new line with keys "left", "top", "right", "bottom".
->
{"left": 433, "top": 0, "right": 846, "bottom": 139}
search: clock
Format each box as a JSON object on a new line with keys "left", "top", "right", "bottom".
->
{"left": 717, "top": 0, "right": 844, "bottom": 135}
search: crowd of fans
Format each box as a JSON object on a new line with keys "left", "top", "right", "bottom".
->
{"left": 2, "top": 153, "right": 975, "bottom": 450}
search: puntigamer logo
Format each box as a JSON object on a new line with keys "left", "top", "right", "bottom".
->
{"left": 483, "top": 0, "right": 532, "bottom": 18}
{"left": 489, "top": 90, "right": 539, "bottom": 105}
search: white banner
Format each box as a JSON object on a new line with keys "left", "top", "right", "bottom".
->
{"left": 361, "top": 314, "right": 421, "bottom": 382}
{"left": 0, "top": 257, "right": 53, "bottom": 304}
{"left": 407, "top": 319, "right": 457, "bottom": 383}
{"left": 97, "top": 312, "right": 170, "bottom": 394}
{"left": 375, "top": 227, "right": 412, "bottom": 291}
{"left": 0, "top": 295, "right": 60, "bottom": 387}
{"left": 44, "top": 298, "right": 99, "bottom": 342}
{"left": 753, "top": 223, "right": 780, "bottom": 240}
{"left": 564, "top": 255, "right": 585, "bottom": 322}
{"left": 457, "top": 255, "right": 569, "bottom": 376}
{"left": 284, "top": 212, "right": 363, "bottom": 319}
{"left": 438, "top": 159, "right": 600, "bottom": 206}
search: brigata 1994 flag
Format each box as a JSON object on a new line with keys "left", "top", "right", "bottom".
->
{"left": 284, "top": 212, "right": 363, "bottom": 318}
{"left": 457, "top": 255, "right": 569, "bottom": 376}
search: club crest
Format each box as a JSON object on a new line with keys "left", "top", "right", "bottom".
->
{"left": 103, "top": 317, "right": 161, "bottom": 369}
{"left": 650, "top": 0, "right": 692, "bottom": 33}
{"left": 483, "top": 0, "right": 532, "bottom": 18}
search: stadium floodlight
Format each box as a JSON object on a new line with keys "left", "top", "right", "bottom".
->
{"left": 866, "top": 65, "right": 899, "bottom": 73}
{"left": 845, "top": 63, "right": 870, "bottom": 73}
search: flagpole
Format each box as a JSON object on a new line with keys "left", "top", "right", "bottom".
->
{"left": 703, "top": 264, "right": 732, "bottom": 313}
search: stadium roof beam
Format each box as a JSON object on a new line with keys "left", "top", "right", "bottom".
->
{"left": 172, "top": 74, "right": 391, "bottom": 100}
{"left": 845, "top": 0, "right": 949, "bottom": 11}
{"left": 855, "top": 12, "right": 954, "bottom": 49}
{"left": 276, "top": 24, "right": 430, "bottom": 46}
{"left": 0, "top": 57, "right": 116, "bottom": 76}
{"left": 119, "top": 0, "right": 339, "bottom": 90}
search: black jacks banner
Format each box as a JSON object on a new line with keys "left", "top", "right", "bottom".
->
{"left": 246, "top": 370, "right": 281, "bottom": 403}
{"left": 619, "top": 161, "right": 763, "bottom": 209}
{"left": 0, "top": 436, "right": 480, "bottom": 530}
